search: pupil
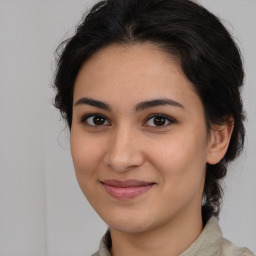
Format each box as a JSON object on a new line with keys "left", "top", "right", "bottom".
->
{"left": 93, "top": 116, "right": 105, "bottom": 125}
{"left": 154, "top": 116, "right": 166, "bottom": 126}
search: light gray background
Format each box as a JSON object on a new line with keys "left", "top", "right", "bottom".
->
{"left": 0, "top": 0, "right": 255, "bottom": 255}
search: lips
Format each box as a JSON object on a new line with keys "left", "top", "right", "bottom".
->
{"left": 101, "top": 179, "right": 155, "bottom": 199}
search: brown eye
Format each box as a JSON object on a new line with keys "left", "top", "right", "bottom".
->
{"left": 144, "top": 114, "right": 175, "bottom": 127}
{"left": 153, "top": 116, "right": 166, "bottom": 126}
{"left": 82, "top": 114, "right": 110, "bottom": 126}
{"left": 92, "top": 116, "right": 106, "bottom": 125}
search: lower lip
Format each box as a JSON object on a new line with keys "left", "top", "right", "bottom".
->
{"left": 102, "top": 184, "right": 154, "bottom": 200}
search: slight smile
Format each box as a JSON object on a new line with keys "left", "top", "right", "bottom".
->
{"left": 101, "top": 179, "right": 156, "bottom": 200}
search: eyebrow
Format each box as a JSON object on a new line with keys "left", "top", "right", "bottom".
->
{"left": 135, "top": 98, "right": 184, "bottom": 112}
{"left": 74, "top": 97, "right": 184, "bottom": 112}
{"left": 74, "top": 97, "right": 111, "bottom": 111}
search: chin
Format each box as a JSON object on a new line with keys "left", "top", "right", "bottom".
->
{"left": 101, "top": 209, "right": 157, "bottom": 234}
{"left": 110, "top": 221, "right": 151, "bottom": 234}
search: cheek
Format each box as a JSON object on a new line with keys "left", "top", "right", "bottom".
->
{"left": 148, "top": 131, "right": 207, "bottom": 184}
{"left": 70, "top": 131, "right": 104, "bottom": 181}
{"left": 70, "top": 132, "right": 109, "bottom": 206}
{"left": 147, "top": 134, "right": 207, "bottom": 213}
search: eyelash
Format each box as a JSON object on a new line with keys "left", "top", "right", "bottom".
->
{"left": 80, "top": 113, "right": 176, "bottom": 128}
{"left": 80, "top": 114, "right": 110, "bottom": 126}
{"left": 144, "top": 114, "right": 176, "bottom": 128}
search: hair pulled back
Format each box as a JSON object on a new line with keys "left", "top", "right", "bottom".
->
{"left": 54, "top": 0, "right": 245, "bottom": 223}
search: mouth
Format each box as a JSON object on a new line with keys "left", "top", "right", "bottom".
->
{"left": 100, "top": 179, "right": 156, "bottom": 200}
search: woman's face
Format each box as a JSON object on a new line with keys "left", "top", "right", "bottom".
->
{"left": 71, "top": 43, "right": 212, "bottom": 233}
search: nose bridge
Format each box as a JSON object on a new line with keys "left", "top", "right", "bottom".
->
{"left": 104, "top": 123, "right": 144, "bottom": 171}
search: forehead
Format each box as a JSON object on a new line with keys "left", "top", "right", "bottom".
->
{"left": 73, "top": 43, "right": 202, "bottom": 112}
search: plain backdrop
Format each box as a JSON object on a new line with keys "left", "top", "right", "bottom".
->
{"left": 0, "top": 0, "right": 255, "bottom": 255}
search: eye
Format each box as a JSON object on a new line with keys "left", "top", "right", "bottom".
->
{"left": 81, "top": 114, "right": 110, "bottom": 126}
{"left": 144, "top": 114, "right": 175, "bottom": 127}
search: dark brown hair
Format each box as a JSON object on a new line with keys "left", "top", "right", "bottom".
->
{"left": 54, "top": 0, "right": 245, "bottom": 223}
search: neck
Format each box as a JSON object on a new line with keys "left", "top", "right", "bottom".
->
{"left": 110, "top": 209, "right": 203, "bottom": 256}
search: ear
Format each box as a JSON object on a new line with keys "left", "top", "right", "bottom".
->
{"left": 206, "top": 117, "right": 234, "bottom": 165}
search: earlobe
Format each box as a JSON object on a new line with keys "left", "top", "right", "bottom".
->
{"left": 206, "top": 118, "right": 234, "bottom": 165}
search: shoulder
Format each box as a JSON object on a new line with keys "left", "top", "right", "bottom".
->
{"left": 186, "top": 217, "right": 255, "bottom": 256}
{"left": 91, "top": 230, "right": 112, "bottom": 256}
{"left": 220, "top": 238, "right": 255, "bottom": 256}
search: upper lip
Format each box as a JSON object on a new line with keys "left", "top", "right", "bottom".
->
{"left": 101, "top": 179, "right": 155, "bottom": 188}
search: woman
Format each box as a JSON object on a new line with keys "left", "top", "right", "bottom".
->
{"left": 54, "top": 0, "right": 254, "bottom": 255}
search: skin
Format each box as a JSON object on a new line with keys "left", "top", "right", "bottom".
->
{"left": 70, "top": 43, "right": 233, "bottom": 256}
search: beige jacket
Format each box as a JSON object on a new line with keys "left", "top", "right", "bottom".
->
{"left": 92, "top": 217, "right": 254, "bottom": 256}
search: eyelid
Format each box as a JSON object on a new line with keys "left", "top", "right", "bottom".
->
{"left": 80, "top": 113, "right": 111, "bottom": 126}
{"left": 80, "top": 113, "right": 176, "bottom": 128}
{"left": 143, "top": 114, "right": 176, "bottom": 127}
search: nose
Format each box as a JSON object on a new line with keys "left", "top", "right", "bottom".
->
{"left": 103, "top": 126, "right": 145, "bottom": 172}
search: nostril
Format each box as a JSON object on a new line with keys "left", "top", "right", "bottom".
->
{"left": 104, "top": 151, "right": 144, "bottom": 172}
{"left": 103, "top": 132, "right": 145, "bottom": 171}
